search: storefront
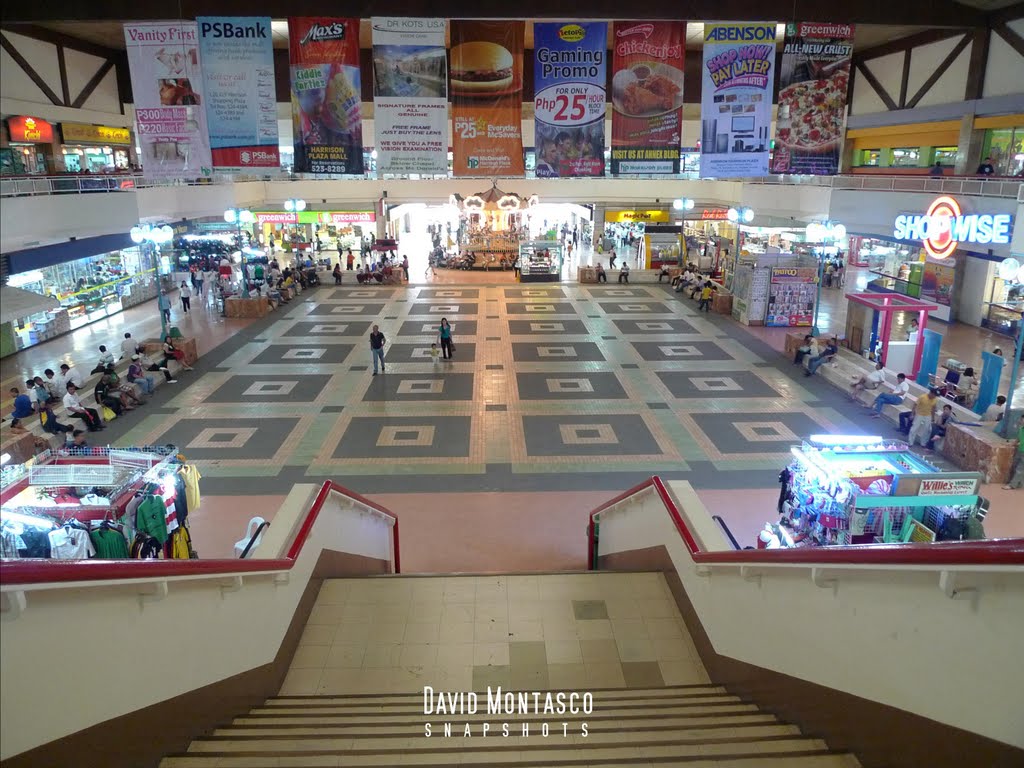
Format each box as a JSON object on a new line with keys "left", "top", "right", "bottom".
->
{"left": 3, "top": 116, "right": 55, "bottom": 175}
{"left": 59, "top": 122, "right": 133, "bottom": 172}
{"left": 984, "top": 257, "right": 1024, "bottom": 336}
{"left": 254, "top": 210, "right": 376, "bottom": 255}
{"left": 764, "top": 435, "right": 985, "bottom": 549}
{"left": 977, "top": 115, "right": 1024, "bottom": 177}
{"left": 4, "top": 237, "right": 160, "bottom": 355}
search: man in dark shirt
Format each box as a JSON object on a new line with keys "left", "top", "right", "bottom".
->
{"left": 806, "top": 338, "right": 839, "bottom": 376}
{"left": 10, "top": 387, "right": 35, "bottom": 419}
{"left": 976, "top": 156, "right": 995, "bottom": 176}
{"left": 369, "top": 324, "right": 387, "bottom": 375}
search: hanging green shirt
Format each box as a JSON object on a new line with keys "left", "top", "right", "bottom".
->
{"left": 136, "top": 496, "right": 169, "bottom": 545}
{"left": 90, "top": 527, "right": 129, "bottom": 559}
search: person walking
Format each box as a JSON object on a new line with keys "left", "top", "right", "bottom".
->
{"left": 179, "top": 281, "right": 192, "bottom": 313}
{"left": 158, "top": 289, "right": 172, "bottom": 323}
{"left": 402, "top": 255, "right": 410, "bottom": 283}
{"left": 370, "top": 324, "right": 387, "bottom": 375}
{"left": 438, "top": 318, "right": 454, "bottom": 360}
{"left": 346, "top": 249, "right": 355, "bottom": 271}
{"left": 698, "top": 281, "right": 714, "bottom": 312}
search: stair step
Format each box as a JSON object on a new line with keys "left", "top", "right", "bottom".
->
{"left": 247, "top": 702, "right": 755, "bottom": 720}
{"left": 268, "top": 685, "right": 726, "bottom": 704}
{"left": 231, "top": 712, "right": 781, "bottom": 734}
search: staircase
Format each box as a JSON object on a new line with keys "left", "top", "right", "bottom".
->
{"left": 160, "top": 574, "right": 862, "bottom": 767}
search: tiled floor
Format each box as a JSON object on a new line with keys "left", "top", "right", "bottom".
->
{"left": 280, "top": 573, "right": 708, "bottom": 696}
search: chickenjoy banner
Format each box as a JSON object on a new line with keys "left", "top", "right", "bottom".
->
{"left": 700, "top": 22, "right": 776, "bottom": 178}
{"left": 123, "top": 22, "right": 213, "bottom": 178}
{"left": 533, "top": 22, "right": 607, "bottom": 177}
{"left": 196, "top": 17, "right": 279, "bottom": 170}
{"left": 610, "top": 21, "right": 685, "bottom": 175}
{"left": 289, "top": 17, "right": 364, "bottom": 174}
{"left": 771, "top": 22, "right": 854, "bottom": 175}
{"left": 450, "top": 20, "right": 525, "bottom": 177}
{"left": 371, "top": 18, "right": 448, "bottom": 175}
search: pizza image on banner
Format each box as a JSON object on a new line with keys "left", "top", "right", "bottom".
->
{"left": 450, "top": 20, "right": 525, "bottom": 177}
{"left": 771, "top": 22, "right": 854, "bottom": 175}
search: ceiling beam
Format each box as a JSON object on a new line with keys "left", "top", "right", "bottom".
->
{"left": 989, "top": 1, "right": 1024, "bottom": 24}
{"left": 855, "top": 60, "right": 898, "bottom": 111}
{"left": 0, "top": 0, "right": 989, "bottom": 26}
{"left": 71, "top": 58, "right": 115, "bottom": 109}
{"left": 0, "top": 32, "right": 62, "bottom": 106}
{"left": 0, "top": 22, "right": 121, "bottom": 59}
{"left": 993, "top": 20, "right": 1024, "bottom": 59}
{"left": 906, "top": 33, "right": 971, "bottom": 109}
{"left": 853, "top": 27, "right": 967, "bottom": 63}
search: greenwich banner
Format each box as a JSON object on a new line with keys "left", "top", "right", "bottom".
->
{"left": 610, "top": 21, "right": 685, "bottom": 175}
{"left": 289, "top": 17, "right": 364, "bottom": 174}
{"left": 123, "top": 22, "right": 213, "bottom": 178}
{"left": 533, "top": 22, "right": 607, "bottom": 177}
{"left": 196, "top": 17, "right": 279, "bottom": 170}
{"left": 450, "top": 20, "right": 525, "bottom": 177}
{"left": 700, "top": 22, "right": 776, "bottom": 178}
{"left": 771, "top": 22, "right": 854, "bottom": 175}
{"left": 371, "top": 18, "right": 448, "bottom": 175}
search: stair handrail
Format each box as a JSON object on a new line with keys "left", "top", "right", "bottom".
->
{"left": 588, "top": 476, "right": 1024, "bottom": 569}
{"left": 0, "top": 481, "right": 400, "bottom": 586}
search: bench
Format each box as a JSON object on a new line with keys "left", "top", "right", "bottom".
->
{"left": 803, "top": 347, "right": 1015, "bottom": 483}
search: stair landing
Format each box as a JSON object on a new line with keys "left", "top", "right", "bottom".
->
{"left": 283, "top": 573, "right": 707, "bottom": 696}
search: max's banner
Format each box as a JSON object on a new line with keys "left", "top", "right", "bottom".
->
{"left": 610, "top": 21, "right": 685, "bottom": 175}
{"left": 450, "top": 20, "right": 525, "bottom": 176}
{"left": 372, "top": 18, "right": 448, "bottom": 175}
{"left": 700, "top": 22, "right": 776, "bottom": 178}
{"left": 533, "top": 22, "right": 607, "bottom": 177}
{"left": 771, "top": 22, "right": 854, "bottom": 175}
{"left": 289, "top": 17, "right": 364, "bottom": 174}
{"left": 197, "top": 17, "right": 279, "bottom": 170}
{"left": 123, "top": 22, "right": 213, "bottom": 178}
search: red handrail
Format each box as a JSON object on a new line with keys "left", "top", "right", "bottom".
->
{"left": 0, "top": 481, "right": 400, "bottom": 585}
{"left": 588, "top": 476, "right": 1024, "bottom": 568}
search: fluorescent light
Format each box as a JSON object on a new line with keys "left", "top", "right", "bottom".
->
{"left": 808, "top": 435, "right": 884, "bottom": 446}
{"left": 0, "top": 452, "right": 11, "bottom": 465}
{"left": 7, "top": 270, "right": 45, "bottom": 287}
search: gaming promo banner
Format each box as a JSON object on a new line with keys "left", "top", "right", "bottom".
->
{"left": 533, "top": 22, "right": 607, "bottom": 177}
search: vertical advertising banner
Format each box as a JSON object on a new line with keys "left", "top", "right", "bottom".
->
{"left": 766, "top": 267, "right": 817, "bottom": 327}
{"left": 289, "top": 18, "right": 364, "bottom": 174}
{"left": 771, "top": 22, "right": 854, "bottom": 175}
{"left": 450, "top": 20, "right": 525, "bottom": 177}
{"left": 700, "top": 23, "right": 776, "bottom": 178}
{"left": 610, "top": 21, "right": 685, "bottom": 175}
{"left": 124, "top": 22, "right": 213, "bottom": 178}
{"left": 371, "top": 18, "right": 448, "bottom": 176}
{"left": 533, "top": 22, "right": 607, "bottom": 177}
{"left": 197, "top": 17, "right": 279, "bottom": 170}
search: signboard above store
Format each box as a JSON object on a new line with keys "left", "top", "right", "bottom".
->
{"left": 7, "top": 116, "right": 54, "bottom": 143}
{"left": 699, "top": 208, "right": 730, "bottom": 220}
{"left": 60, "top": 122, "right": 132, "bottom": 145}
{"left": 605, "top": 210, "right": 669, "bottom": 223}
{"left": 893, "top": 195, "right": 1013, "bottom": 259}
{"left": 254, "top": 211, "right": 376, "bottom": 225}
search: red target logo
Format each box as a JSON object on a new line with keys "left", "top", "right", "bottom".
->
{"left": 922, "top": 196, "right": 960, "bottom": 259}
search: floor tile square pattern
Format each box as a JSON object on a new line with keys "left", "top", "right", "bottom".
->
{"left": 284, "top": 573, "right": 708, "bottom": 695}
{"left": 334, "top": 416, "right": 472, "bottom": 459}
{"left": 206, "top": 374, "right": 329, "bottom": 403}
{"left": 523, "top": 415, "right": 661, "bottom": 456}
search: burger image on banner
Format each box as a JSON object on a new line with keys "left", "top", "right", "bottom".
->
{"left": 450, "top": 20, "right": 525, "bottom": 176}
{"left": 450, "top": 41, "right": 516, "bottom": 95}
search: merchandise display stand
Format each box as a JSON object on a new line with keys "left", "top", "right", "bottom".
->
{"left": 519, "top": 240, "right": 561, "bottom": 282}
{"left": 766, "top": 435, "right": 986, "bottom": 548}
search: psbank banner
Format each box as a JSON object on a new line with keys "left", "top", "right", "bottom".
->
{"left": 450, "top": 20, "right": 525, "bottom": 177}
{"left": 372, "top": 18, "right": 449, "bottom": 175}
{"left": 700, "top": 22, "right": 776, "bottom": 178}
{"left": 610, "top": 21, "right": 685, "bottom": 175}
{"left": 197, "top": 17, "right": 279, "bottom": 170}
{"left": 123, "top": 22, "right": 213, "bottom": 178}
{"left": 533, "top": 22, "right": 607, "bottom": 177}
{"left": 772, "top": 22, "right": 854, "bottom": 175}
{"left": 289, "top": 17, "right": 364, "bottom": 175}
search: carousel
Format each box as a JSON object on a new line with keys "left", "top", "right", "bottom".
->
{"left": 448, "top": 183, "right": 539, "bottom": 271}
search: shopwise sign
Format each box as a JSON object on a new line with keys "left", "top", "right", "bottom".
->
{"left": 8, "top": 116, "right": 54, "bottom": 143}
{"left": 893, "top": 196, "right": 1013, "bottom": 259}
{"left": 60, "top": 122, "right": 132, "bottom": 145}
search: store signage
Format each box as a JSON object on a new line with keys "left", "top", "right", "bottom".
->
{"left": 918, "top": 478, "right": 979, "bottom": 496}
{"left": 8, "top": 116, "right": 54, "bottom": 143}
{"left": 700, "top": 209, "right": 730, "bottom": 220}
{"left": 60, "top": 122, "right": 132, "bottom": 145}
{"left": 893, "top": 196, "right": 1013, "bottom": 259}
{"left": 254, "top": 211, "right": 376, "bottom": 225}
{"left": 605, "top": 210, "right": 670, "bottom": 223}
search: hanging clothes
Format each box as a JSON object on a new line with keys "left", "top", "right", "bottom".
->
{"left": 173, "top": 473, "right": 189, "bottom": 525}
{"left": 49, "top": 525, "right": 96, "bottom": 559}
{"left": 2, "top": 527, "right": 27, "bottom": 559}
{"left": 130, "top": 533, "right": 161, "bottom": 559}
{"left": 179, "top": 464, "right": 202, "bottom": 511}
{"left": 170, "top": 525, "right": 194, "bottom": 560}
{"left": 90, "top": 525, "right": 129, "bottom": 559}
{"left": 135, "top": 495, "right": 169, "bottom": 546}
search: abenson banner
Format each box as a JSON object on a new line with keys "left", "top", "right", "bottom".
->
{"left": 533, "top": 22, "right": 607, "bottom": 178}
{"left": 771, "top": 22, "right": 854, "bottom": 175}
{"left": 123, "top": 22, "right": 213, "bottom": 179}
{"left": 196, "top": 17, "right": 279, "bottom": 170}
{"left": 289, "top": 17, "right": 364, "bottom": 175}
{"left": 450, "top": 20, "right": 526, "bottom": 177}
{"left": 610, "top": 21, "right": 685, "bottom": 175}
{"left": 700, "top": 22, "right": 776, "bottom": 178}
{"left": 372, "top": 18, "right": 449, "bottom": 176}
